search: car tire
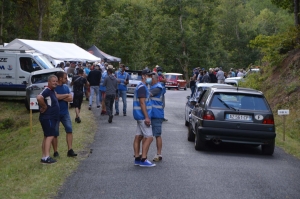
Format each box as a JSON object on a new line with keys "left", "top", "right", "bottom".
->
{"left": 167, "top": 88, "right": 170, "bottom": 90}
{"left": 24, "top": 98, "right": 30, "bottom": 111}
{"left": 261, "top": 139, "right": 275, "bottom": 155}
{"left": 187, "top": 123, "right": 195, "bottom": 142}
{"left": 195, "top": 129, "right": 206, "bottom": 151}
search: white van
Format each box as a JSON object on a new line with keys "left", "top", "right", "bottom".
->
{"left": 0, "top": 49, "right": 54, "bottom": 97}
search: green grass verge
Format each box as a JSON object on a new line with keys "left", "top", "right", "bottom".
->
{"left": 0, "top": 100, "right": 96, "bottom": 199}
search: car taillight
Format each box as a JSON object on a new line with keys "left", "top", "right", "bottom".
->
{"left": 263, "top": 115, "right": 274, "bottom": 124}
{"left": 203, "top": 110, "right": 215, "bottom": 120}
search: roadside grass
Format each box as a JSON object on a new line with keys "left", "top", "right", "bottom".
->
{"left": 240, "top": 72, "right": 300, "bottom": 159}
{"left": 0, "top": 100, "right": 96, "bottom": 199}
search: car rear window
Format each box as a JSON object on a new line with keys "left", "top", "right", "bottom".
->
{"left": 31, "top": 72, "right": 56, "bottom": 84}
{"left": 165, "top": 75, "right": 177, "bottom": 80}
{"left": 128, "top": 73, "right": 142, "bottom": 80}
{"left": 210, "top": 92, "right": 269, "bottom": 111}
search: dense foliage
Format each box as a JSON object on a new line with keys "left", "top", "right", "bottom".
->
{"left": 0, "top": 0, "right": 294, "bottom": 78}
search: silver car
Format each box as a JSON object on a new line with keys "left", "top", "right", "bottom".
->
{"left": 126, "top": 70, "right": 142, "bottom": 96}
{"left": 25, "top": 68, "right": 65, "bottom": 110}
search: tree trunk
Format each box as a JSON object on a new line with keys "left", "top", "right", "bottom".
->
{"left": 294, "top": 0, "right": 299, "bottom": 26}
{"left": 37, "top": 0, "right": 45, "bottom": 40}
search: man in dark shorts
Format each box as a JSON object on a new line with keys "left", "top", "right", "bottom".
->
{"left": 71, "top": 69, "right": 89, "bottom": 123}
{"left": 53, "top": 71, "right": 77, "bottom": 158}
{"left": 37, "top": 75, "right": 60, "bottom": 164}
{"left": 103, "top": 66, "right": 118, "bottom": 123}
{"left": 150, "top": 73, "right": 164, "bottom": 162}
{"left": 133, "top": 69, "right": 156, "bottom": 167}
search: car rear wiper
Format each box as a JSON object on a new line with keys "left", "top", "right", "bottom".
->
{"left": 217, "top": 98, "right": 237, "bottom": 111}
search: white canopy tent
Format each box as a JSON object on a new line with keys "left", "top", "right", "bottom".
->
{"left": 3, "top": 39, "right": 100, "bottom": 63}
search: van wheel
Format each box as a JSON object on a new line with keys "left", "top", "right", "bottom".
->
{"left": 187, "top": 123, "right": 195, "bottom": 142}
{"left": 24, "top": 98, "right": 30, "bottom": 111}
{"left": 195, "top": 129, "right": 206, "bottom": 151}
{"left": 261, "top": 139, "right": 275, "bottom": 155}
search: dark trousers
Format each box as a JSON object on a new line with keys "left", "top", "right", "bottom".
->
{"left": 105, "top": 94, "right": 115, "bottom": 116}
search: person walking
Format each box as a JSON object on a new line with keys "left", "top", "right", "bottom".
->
{"left": 87, "top": 64, "right": 102, "bottom": 110}
{"left": 99, "top": 64, "right": 109, "bottom": 115}
{"left": 133, "top": 69, "right": 156, "bottom": 167}
{"left": 71, "top": 69, "right": 89, "bottom": 123}
{"left": 37, "top": 75, "right": 60, "bottom": 164}
{"left": 115, "top": 64, "right": 129, "bottom": 116}
{"left": 53, "top": 71, "right": 77, "bottom": 157}
{"left": 202, "top": 70, "right": 211, "bottom": 83}
{"left": 149, "top": 73, "right": 164, "bottom": 162}
{"left": 103, "top": 66, "right": 118, "bottom": 123}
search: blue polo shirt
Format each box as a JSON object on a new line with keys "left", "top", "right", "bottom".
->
{"left": 116, "top": 71, "right": 129, "bottom": 91}
{"left": 55, "top": 84, "right": 70, "bottom": 115}
{"left": 39, "top": 87, "right": 60, "bottom": 120}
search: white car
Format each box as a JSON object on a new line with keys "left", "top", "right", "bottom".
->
{"left": 126, "top": 70, "right": 142, "bottom": 96}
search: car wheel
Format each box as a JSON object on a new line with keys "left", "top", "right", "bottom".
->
{"left": 167, "top": 88, "right": 170, "bottom": 90}
{"left": 195, "top": 129, "right": 206, "bottom": 151}
{"left": 177, "top": 84, "right": 180, "bottom": 90}
{"left": 187, "top": 123, "right": 195, "bottom": 142}
{"left": 261, "top": 139, "right": 275, "bottom": 155}
{"left": 24, "top": 98, "right": 30, "bottom": 111}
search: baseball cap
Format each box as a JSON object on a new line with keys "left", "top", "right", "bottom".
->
{"left": 142, "top": 69, "right": 155, "bottom": 75}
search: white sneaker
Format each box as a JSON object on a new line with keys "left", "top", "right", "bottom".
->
{"left": 153, "top": 154, "right": 162, "bottom": 162}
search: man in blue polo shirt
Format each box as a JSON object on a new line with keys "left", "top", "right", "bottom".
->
{"left": 115, "top": 64, "right": 129, "bottom": 116}
{"left": 53, "top": 71, "right": 77, "bottom": 157}
{"left": 37, "top": 75, "right": 60, "bottom": 164}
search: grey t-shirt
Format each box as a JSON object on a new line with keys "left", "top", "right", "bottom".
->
{"left": 103, "top": 74, "right": 118, "bottom": 95}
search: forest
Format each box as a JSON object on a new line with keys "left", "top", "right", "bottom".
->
{"left": 0, "top": 0, "right": 298, "bottom": 80}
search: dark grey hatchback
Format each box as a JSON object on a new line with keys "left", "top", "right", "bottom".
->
{"left": 188, "top": 86, "right": 276, "bottom": 155}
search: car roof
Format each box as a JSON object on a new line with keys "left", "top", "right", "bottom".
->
{"left": 31, "top": 68, "right": 63, "bottom": 75}
{"left": 165, "top": 73, "right": 183, "bottom": 75}
{"left": 196, "top": 83, "right": 233, "bottom": 88}
{"left": 210, "top": 86, "right": 263, "bottom": 95}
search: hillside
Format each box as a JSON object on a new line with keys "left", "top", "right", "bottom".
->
{"left": 244, "top": 49, "right": 300, "bottom": 158}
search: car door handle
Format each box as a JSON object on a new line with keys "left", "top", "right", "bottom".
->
{"left": 6, "top": 76, "right": 12, "bottom": 78}
{"left": 19, "top": 76, "right": 25, "bottom": 78}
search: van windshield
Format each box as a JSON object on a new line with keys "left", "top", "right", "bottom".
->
{"left": 34, "top": 55, "right": 54, "bottom": 69}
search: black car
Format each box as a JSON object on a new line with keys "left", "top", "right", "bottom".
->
{"left": 185, "top": 83, "right": 232, "bottom": 126}
{"left": 188, "top": 86, "right": 276, "bottom": 155}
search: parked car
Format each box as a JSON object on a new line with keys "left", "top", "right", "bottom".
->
{"left": 185, "top": 83, "right": 233, "bottom": 126}
{"left": 126, "top": 70, "right": 142, "bottom": 96}
{"left": 165, "top": 73, "right": 187, "bottom": 90}
{"left": 188, "top": 86, "right": 276, "bottom": 155}
{"left": 225, "top": 76, "right": 244, "bottom": 86}
{"left": 25, "top": 68, "right": 64, "bottom": 110}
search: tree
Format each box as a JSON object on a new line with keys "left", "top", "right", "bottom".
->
{"left": 271, "top": 0, "right": 299, "bottom": 26}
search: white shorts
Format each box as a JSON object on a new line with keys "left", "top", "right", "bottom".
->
{"left": 135, "top": 120, "right": 153, "bottom": 138}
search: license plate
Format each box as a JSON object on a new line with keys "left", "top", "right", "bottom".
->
{"left": 226, "top": 114, "right": 252, "bottom": 121}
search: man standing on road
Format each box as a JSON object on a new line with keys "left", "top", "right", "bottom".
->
{"left": 156, "top": 66, "right": 168, "bottom": 121}
{"left": 216, "top": 67, "right": 225, "bottom": 84}
{"left": 150, "top": 73, "right": 164, "bottom": 162}
{"left": 133, "top": 69, "right": 156, "bottom": 167}
{"left": 87, "top": 64, "right": 101, "bottom": 110}
{"left": 103, "top": 66, "right": 118, "bottom": 123}
{"left": 53, "top": 71, "right": 77, "bottom": 158}
{"left": 37, "top": 75, "right": 60, "bottom": 164}
{"left": 115, "top": 64, "right": 129, "bottom": 116}
{"left": 71, "top": 69, "right": 89, "bottom": 123}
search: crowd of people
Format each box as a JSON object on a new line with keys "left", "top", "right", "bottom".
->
{"left": 189, "top": 67, "right": 247, "bottom": 96}
{"left": 38, "top": 61, "right": 167, "bottom": 167}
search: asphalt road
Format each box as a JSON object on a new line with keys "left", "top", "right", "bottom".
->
{"left": 57, "top": 89, "right": 300, "bottom": 199}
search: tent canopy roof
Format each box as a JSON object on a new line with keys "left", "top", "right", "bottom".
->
{"left": 87, "top": 45, "right": 121, "bottom": 62}
{"left": 4, "top": 39, "right": 100, "bottom": 62}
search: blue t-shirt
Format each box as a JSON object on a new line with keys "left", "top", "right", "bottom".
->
{"left": 39, "top": 87, "right": 60, "bottom": 120}
{"left": 55, "top": 84, "right": 70, "bottom": 115}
